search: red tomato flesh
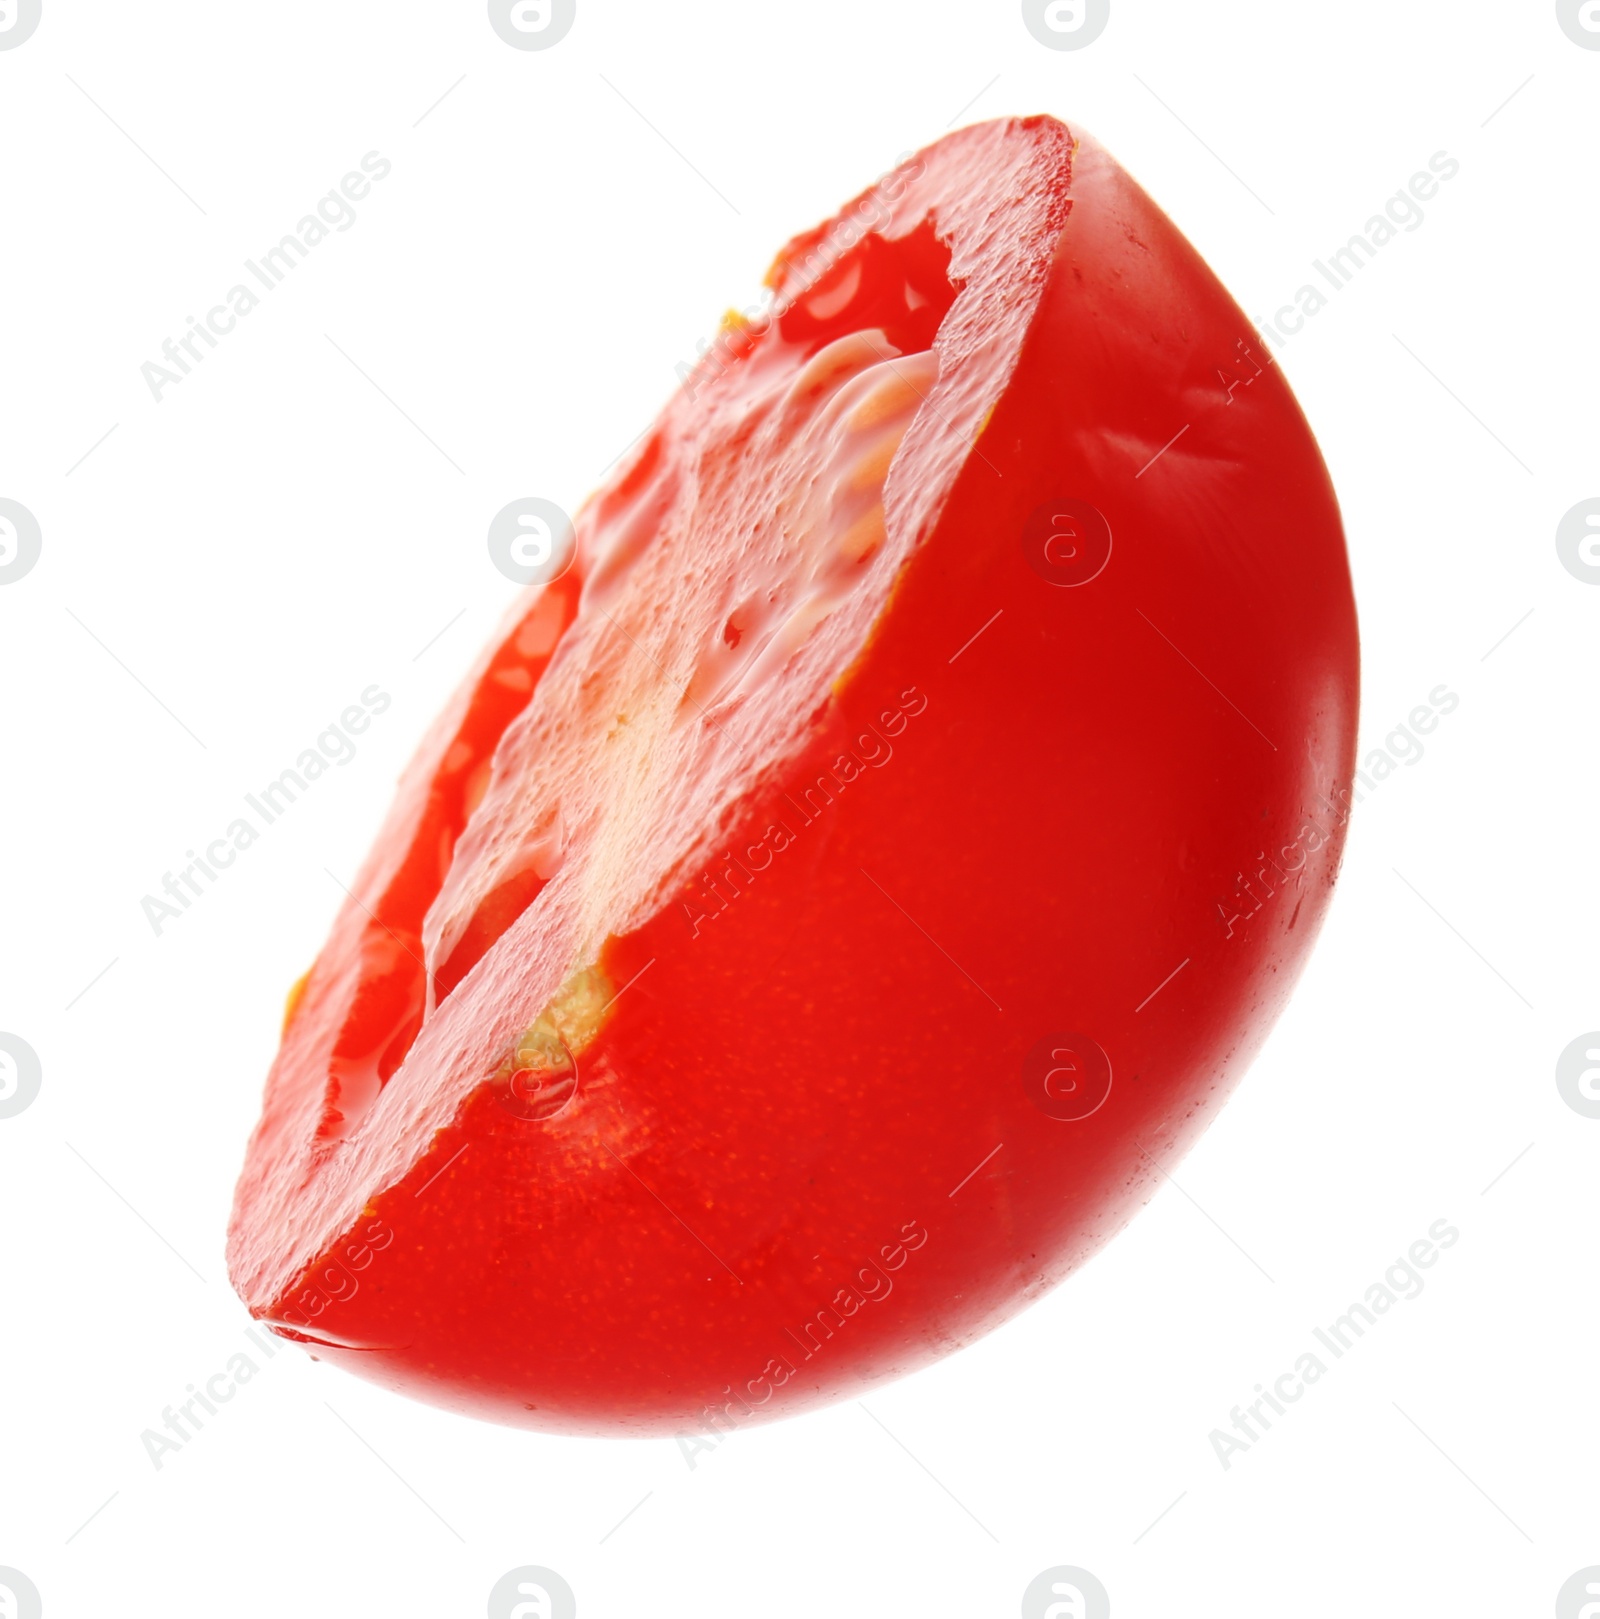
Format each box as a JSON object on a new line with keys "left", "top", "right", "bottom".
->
{"left": 228, "top": 116, "right": 1359, "bottom": 1435}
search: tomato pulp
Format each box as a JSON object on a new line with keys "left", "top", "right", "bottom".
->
{"left": 228, "top": 117, "right": 1359, "bottom": 1435}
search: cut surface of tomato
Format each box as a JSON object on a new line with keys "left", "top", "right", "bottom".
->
{"left": 228, "top": 116, "right": 1359, "bottom": 1434}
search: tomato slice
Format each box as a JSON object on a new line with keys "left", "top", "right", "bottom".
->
{"left": 228, "top": 116, "right": 1358, "bottom": 1433}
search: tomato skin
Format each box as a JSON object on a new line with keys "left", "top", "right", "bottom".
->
{"left": 232, "top": 121, "right": 1357, "bottom": 1434}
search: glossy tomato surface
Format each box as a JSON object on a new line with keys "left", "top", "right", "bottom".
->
{"left": 228, "top": 116, "right": 1359, "bottom": 1436}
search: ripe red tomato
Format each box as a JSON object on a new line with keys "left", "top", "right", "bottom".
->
{"left": 228, "top": 116, "right": 1358, "bottom": 1435}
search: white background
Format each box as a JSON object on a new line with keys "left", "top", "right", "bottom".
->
{"left": 1, "top": 2, "right": 1596, "bottom": 1615}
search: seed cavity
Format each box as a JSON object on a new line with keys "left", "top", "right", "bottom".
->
{"left": 492, "top": 964, "right": 614, "bottom": 1122}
